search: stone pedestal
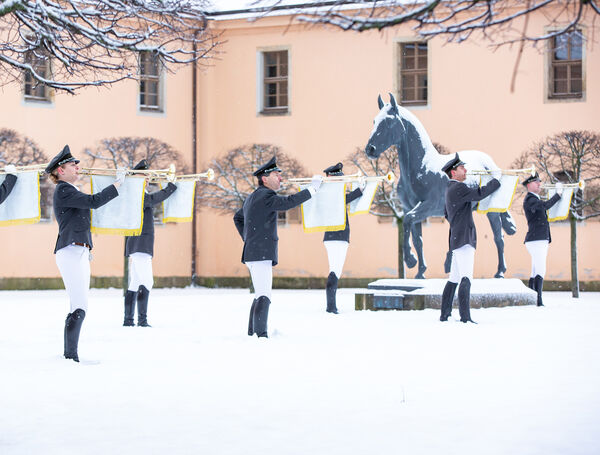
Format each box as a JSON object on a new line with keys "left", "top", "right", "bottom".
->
{"left": 355, "top": 278, "right": 536, "bottom": 311}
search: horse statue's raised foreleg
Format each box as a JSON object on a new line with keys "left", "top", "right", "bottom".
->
{"left": 411, "top": 222, "right": 427, "bottom": 279}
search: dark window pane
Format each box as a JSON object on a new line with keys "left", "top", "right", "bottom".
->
{"left": 554, "top": 80, "right": 567, "bottom": 93}
{"left": 280, "top": 63, "right": 288, "bottom": 77}
{"left": 148, "top": 81, "right": 159, "bottom": 95}
{"left": 554, "top": 66, "right": 567, "bottom": 79}
{"left": 571, "top": 64, "right": 582, "bottom": 79}
{"left": 402, "top": 75, "right": 415, "bottom": 89}
{"left": 418, "top": 43, "right": 427, "bottom": 52}
{"left": 267, "top": 83, "right": 277, "bottom": 95}
{"left": 266, "top": 95, "right": 277, "bottom": 108}
{"left": 417, "top": 74, "right": 427, "bottom": 88}
{"left": 417, "top": 56, "right": 427, "bottom": 69}
{"left": 402, "top": 87, "right": 414, "bottom": 102}
{"left": 403, "top": 56, "right": 415, "bottom": 70}
{"left": 571, "top": 79, "right": 582, "bottom": 93}
{"left": 280, "top": 93, "right": 288, "bottom": 107}
{"left": 265, "top": 53, "right": 277, "bottom": 66}
{"left": 403, "top": 43, "right": 415, "bottom": 56}
{"left": 148, "top": 94, "right": 158, "bottom": 106}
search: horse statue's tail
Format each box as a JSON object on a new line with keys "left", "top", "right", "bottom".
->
{"left": 500, "top": 211, "right": 517, "bottom": 235}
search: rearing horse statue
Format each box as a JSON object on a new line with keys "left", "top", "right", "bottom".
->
{"left": 365, "top": 93, "right": 516, "bottom": 278}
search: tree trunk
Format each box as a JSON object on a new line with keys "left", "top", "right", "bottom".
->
{"left": 570, "top": 213, "right": 579, "bottom": 298}
{"left": 397, "top": 216, "right": 404, "bottom": 278}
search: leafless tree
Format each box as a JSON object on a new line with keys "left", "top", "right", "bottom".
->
{"left": 1, "top": 0, "right": 221, "bottom": 93}
{"left": 512, "top": 130, "right": 600, "bottom": 297}
{"left": 248, "top": 0, "right": 599, "bottom": 45}
{"left": 84, "top": 136, "right": 190, "bottom": 292}
{"left": 196, "top": 143, "right": 308, "bottom": 215}
{"left": 0, "top": 128, "right": 47, "bottom": 165}
{"left": 346, "top": 145, "right": 406, "bottom": 277}
{"left": 84, "top": 137, "right": 190, "bottom": 172}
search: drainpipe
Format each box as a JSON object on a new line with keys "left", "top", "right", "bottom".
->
{"left": 191, "top": 32, "right": 198, "bottom": 286}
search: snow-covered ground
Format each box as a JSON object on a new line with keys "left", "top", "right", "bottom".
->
{"left": 1, "top": 287, "right": 599, "bottom": 455}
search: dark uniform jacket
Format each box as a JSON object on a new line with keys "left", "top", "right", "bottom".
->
{"left": 234, "top": 185, "right": 312, "bottom": 266}
{"left": 523, "top": 192, "right": 561, "bottom": 243}
{"left": 323, "top": 187, "right": 363, "bottom": 242}
{"left": 0, "top": 174, "right": 17, "bottom": 204}
{"left": 53, "top": 181, "right": 119, "bottom": 253}
{"left": 125, "top": 183, "right": 177, "bottom": 257}
{"left": 444, "top": 178, "right": 501, "bottom": 251}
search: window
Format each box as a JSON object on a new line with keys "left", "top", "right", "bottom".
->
{"left": 139, "top": 51, "right": 163, "bottom": 111}
{"left": 262, "top": 50, "right": 288, "bottom": 114}
{"left": 398, "top": 42, "right": 427, "bottom": 106}
{"left": 23, "top": 51, "right": 51, "bottom": 102}
{"left": 277, "top": 206, "right": 301, "bottom": 226}
{"left": 549, "top": 30, "right": 583, "bottom": 99}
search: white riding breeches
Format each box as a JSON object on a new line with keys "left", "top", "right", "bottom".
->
{"left": 448, "top": 244, "right": 475, "bottom": 283}
{"left": 246, "top": 260, "right": 273, "bottom": 300}
{"left": 324, "top": 240, "right": 349, "bottom": 278}
{"left": 128, "top": 252, "right": 154, "bottom": 291}
{"left": 56, "top": 244, "right": 90, "bottom": 313}
{"left": 525, "top": 240, "right": 549, "bottom": 278}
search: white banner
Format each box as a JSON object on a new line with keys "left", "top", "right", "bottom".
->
{"left": 300, "top": 182, "right": 347, "bottom": 233}
{"left": 547, "top": 187, "right": 574, "bottom": 222}
{"left": 90, "top": 176, "right": 145, "bottom": 235}
{"left": 477, "top": 174, "right": 518, "bottom": 213}
{"left": 349, "top": 181, "right": 378, "bottom": 216}
{"left": 162, "top": 180, "right": 196, "bottom": 223}
{"left": 0, "top": 171, "right": 41, "bottom": 226}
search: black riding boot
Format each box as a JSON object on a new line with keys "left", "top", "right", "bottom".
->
{"left": 326, "top": 272, "right": 339, "bottom": 314}
{"left": 440, "top": 281, "right": 458, "bottom": 321}
{"left": 528, "top": 277, "right": 535, "bottom": 290}
{"left": 137, "top": 285, "right": 151, "bottom": 327}
{"left": 534, "top": 275, "right": 544, "bottom": 307}
{"left": 458, "top": 277, "right": 476, "bottom": 323}
{"left": 253, "top": 296, "right": 271, "bottom": 338}
{"left": 65, "top": 309, "right": 86, "bottom": 362}
{"left": 63, "top": 313, "right": 71, "bottom": 357}
{"left": 248, "top": 299, "right": 257, "bottom": 336}
{"left": 123, "top": 290, "right": 136, "bottom": 326}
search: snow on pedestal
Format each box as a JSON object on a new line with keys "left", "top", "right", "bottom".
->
{"left": 356, "top": 279, "right": 536, "bottom": 310}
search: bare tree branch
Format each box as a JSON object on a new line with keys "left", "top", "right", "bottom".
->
{"left": 0, "top": 128, "right": 48, "bottom": 165}
{"left": 511, "top": 130, "right": 600, "bottom": 220}
{"left": 246, "top": 0, "right": 599, "bottom": 46}
{"left": 83, "top": 136, "right": 190, "bottom": 172}
{"left": 0, "top": 0, "right": 222, "bottom": 93}
{"left": 196, "top": 144, "right": 309, "bottom": 215}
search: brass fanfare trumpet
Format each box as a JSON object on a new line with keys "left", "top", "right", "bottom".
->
{"left": 78, "top": 164, "right": 177, "bottom": 180}
{"left": 542, "top": 180, "right": 585, "bottom": 191}
{"left": 287, "top": 171, "right": 395, "bottom": 185}
{"left": 467, "top": 165, "right": 536, "bottom": 177}
{"left": 0, "top": 164, "right": 48, "bottom": 174}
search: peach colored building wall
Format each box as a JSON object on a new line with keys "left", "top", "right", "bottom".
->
{"left": 0, "top": 8, "right": 598, "bottom": 283}
{"left": 197, "top": 12, "right": 599, "bottom": 281}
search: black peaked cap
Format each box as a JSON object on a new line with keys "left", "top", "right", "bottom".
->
{"left": 323, "top": 162, "right": 343, "bottom": 176}
{"left": 45, "top": 145, "right": 80, "bottom": 174}
{"left": 441, "top": 153, "right": 466, "bottom": 174}
{"left": 253, "top": 156, "right": 282, "bottom": 177}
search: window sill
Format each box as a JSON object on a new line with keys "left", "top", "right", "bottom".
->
{"left": 259, "top": 109, "right": 290, "bottom": 117}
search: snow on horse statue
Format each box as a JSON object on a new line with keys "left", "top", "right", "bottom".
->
{"left": 365, "top": 93, "right": 516, "bottom": 279}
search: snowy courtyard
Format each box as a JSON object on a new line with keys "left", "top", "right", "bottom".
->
{"left": 1, "top": 287, "right": 599, "bottom": 455}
